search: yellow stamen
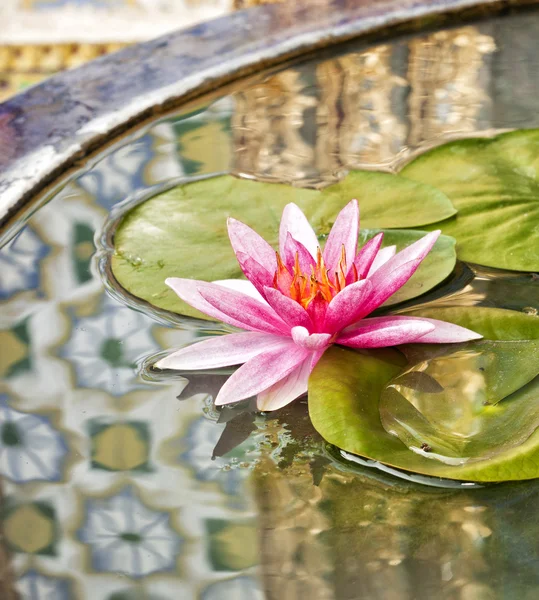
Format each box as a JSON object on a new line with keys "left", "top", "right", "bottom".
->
{"left": 273, "top": 246, "right": 348, "bottom": 308}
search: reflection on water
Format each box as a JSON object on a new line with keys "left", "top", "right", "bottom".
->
{"left": 380, "top": 342, "right": 539, "bottom": 464}
{"left": 395, "top": 263, "right": 539, "bottom": 314}
{"left": 1, "top": 11, "right": 539, "bottom": 600}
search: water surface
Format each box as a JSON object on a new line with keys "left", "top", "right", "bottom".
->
{"left": 1, "top": 11, "right": 539, "bottom": 599}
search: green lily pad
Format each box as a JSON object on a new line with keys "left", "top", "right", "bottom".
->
{"left": 112, "top": 176, "right": 317, "bottom": 319}
{"left": 358, "top": 229, "right": 456, "bottom": 307}
{"left": 318, "top": 170, "right": 456, "bottom": 228}
{"left": 401, "top": 129, "right": 539, "bottom": 272}
{"left": 308, "top": 307, "right": 539, "bottom": 481}
{"left": 111, "top": 175, "right": 456, "bottom": 319}
{"left": 399, "top": 305, "right": 539, "bottom": 340}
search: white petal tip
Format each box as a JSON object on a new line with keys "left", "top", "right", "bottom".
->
{"left": 256, "top": 396, "right": 293, "bottom": 412}
{"left": 256, "top": 397, "right": 270, "bottom": 411}
{"left": 154, "top": 357, "right": 171, "bottom": 370}
{"left": 154, "top": 353, "right": 194, "bottom": 371}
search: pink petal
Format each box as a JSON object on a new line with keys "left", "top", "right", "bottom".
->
{"left": 215, "top": 343, "right": 310, "bottom": 406}
{"left": 358, "top": 231, "right": 441, "bottom": 317}
{"left": 235, "top": 252, "right": 274, "bottom": 297}
{"left": 323, "top": 199, "right": 359, "bottom": 271}
{"left": 283, "top": 232, "right": 316, "bottom": 273}
{"left": 228, "top": 217, "right": 277, "bottom": 272}
{"left": 348, "top": 232, "right": 384, "bottom": 283}
{"left": 166, "top": 278, "right": 288, "bottom": 334}
{"left": 214, "top": 279, "right": 266, "bottom": 302}
{"left": 199, "top": 281, "right": 290, "bottom": 335}
{"left": 279, "top": 203, "right": 319, "bottom": 258}
{"left": 166, "top": 277, "right": 256, "bottom": 330}
{"left": 367, "top": 245, "right": 396, "bottom": 276}
{"left": 309, "top": 348, "right": 326, "bottom": 371}
{"left": 323, "top": 279, "right": 372, "bottom": 333}
{"left": 306, "top": 291, "right": 328, "bottom": 332}
{"left": 369, "top": 230, "right": 440, "bottom": 284}
{"left": 263, "top": 287, "right": 313, "bottom": 330}
{"left": 257, "top": 357, "right": 312, "bottom": 411}
{"left": 291, "top": 326, "right": 332, "bottom": 350}
{"left": 337, "top": 316, "right": 436, "bottom": 348}
{"left": 155, "top": 332, "right": 291, "bottom": 371}
{"left": 383, "top": 316, "right": 482, "bottom": 343}
{"left": 355, "top": 260, "right": 424, "bottom": 319}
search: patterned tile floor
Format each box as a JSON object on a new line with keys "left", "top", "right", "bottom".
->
{"left": 0, "top": 0, "right": 236, "bottom": 102}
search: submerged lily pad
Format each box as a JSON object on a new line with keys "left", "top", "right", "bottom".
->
{"left": 111, "top": 175, "right": 456, "bottom": 319}
{"left": 380, "top": 340, "right": 539, "bottom": 464}
{"left": 308, "top": 307, "right": 539, "bottom": 481}
{"left": 401, "top": 129, "right": 539, "bottom": 272}
{"left": 317, "top": 170, "right": 456, "bottom": 229}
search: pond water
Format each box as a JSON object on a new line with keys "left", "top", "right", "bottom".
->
{"left": 1, "top": 10, "right": 539, "bottom": 600}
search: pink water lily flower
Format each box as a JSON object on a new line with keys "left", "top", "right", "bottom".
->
{"left": 156, "top": 199, "right": 481, "bottom": 410}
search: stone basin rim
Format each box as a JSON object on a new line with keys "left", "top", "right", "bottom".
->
{"left": 0, "top": 0, "right": 538, "bottom": 231}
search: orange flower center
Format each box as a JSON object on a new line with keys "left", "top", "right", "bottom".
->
{"left": 273, "top": 246, "right": 359, "bottom": 308}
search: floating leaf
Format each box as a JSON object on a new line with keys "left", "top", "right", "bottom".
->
{"left": 399, "top": 306, "right": 539, "bottom": 340}
{"left": 318, "top": 170, "right": 456, "bottom": 228}
{"left": 112, "top": 176, "right": 318, "bottom": 319}
{"left": 401, "top": 129, "right": 539, "bottom": 271}
{"left": 112, "top": 175, "right": 456, "bottom": 319}
{"left": 308, "top": 308, "right": 539, "bottom": 481}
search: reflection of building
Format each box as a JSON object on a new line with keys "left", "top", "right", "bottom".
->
{"left": 252, "top": 456, "right": 535, "bottom": 600}
{"left": 231, "top": 25, "right": 499, "bottom": 181}
{"left": 318, "top": 46, "right": 408, "bottom": 170}
{"left": 407, "top": 27, "right": 496, "bottom": 146}
{"left": 254, "top": 458, "right": 334, "bottom": 600}
{"left": 231, "top": 45, "right": 408, "bottom": 184}
{"left": 232, "top": 68, "right": 319, "bottom": 184}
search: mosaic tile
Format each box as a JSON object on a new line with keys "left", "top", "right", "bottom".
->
{"left": 0, "top": 396, "right": 69, "bottom": 484}
{"left": 77, "top": 486, "right": 183, "bottom": 578}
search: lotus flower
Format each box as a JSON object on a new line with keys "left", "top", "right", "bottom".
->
{"left": 156, "top": 200, "right": 481, "bottom": 410}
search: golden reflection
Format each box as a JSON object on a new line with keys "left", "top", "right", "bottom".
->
{"left": 232, "top": 26, "right": 497, "bottom": 180}
{"left": 254, "top": 457, "right": 334, "bottom": 600}
{"left": 319, "top": 47, "right": 408, "bottom": 169}
{"left": 252, "top": 399, "right": 539, "bottom": 599}
{"left": 407, "top": 27, "right": 496, "bottom": 146}
{"left": 232, "top": 69, "right": 318, "bottom": 184}
{"left": 254, "top": 449, "right": 539, "bottom": 600}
